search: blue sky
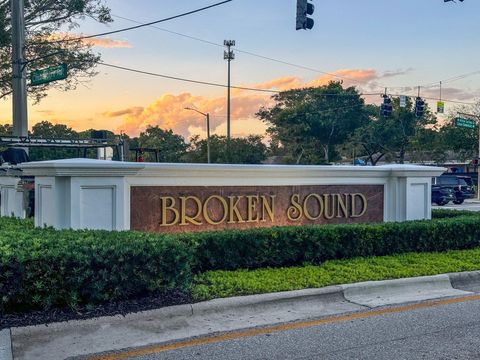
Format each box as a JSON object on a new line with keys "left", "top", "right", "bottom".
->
{"left": 2, "top": 0, "right": 479, "bottom": 136}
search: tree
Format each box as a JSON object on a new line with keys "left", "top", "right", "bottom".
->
{"left": 384, "top": 97, "right": 437, "bottom": 164}
{"left": 186, "top": 135, "right": 268, "bottom": 164}
{"left": 137, "top": 126, "right": 188, "bottom": 163}
{"left": 257, "top": 82, "right": 369, "bottom": 164}
{"left": 440, "top": 120, "right": 477, "bottom": 163}
{"left": 29, "top": 120, "right": 80, "bottom": 160}
{"left": 345, "top": 104, "right": 397, "bottom": 165}
{"left": 0, "top": 123, "right": 11, "bottom": 135}
{"left": 0, "top": 0, "right": 112, "bottom": 103}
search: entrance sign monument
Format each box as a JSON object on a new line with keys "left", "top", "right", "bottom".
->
{"left": 18, "top": 159, "right": 444, "bottom": 232}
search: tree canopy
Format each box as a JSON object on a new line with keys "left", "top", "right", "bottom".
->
{"left": 257, "top": 82, "right": 370, "bottom": 164}
{"left": 186, "top": 134, "right": 267, "bottom": 164}
{"left": 0, "top": 0, "right": 111, "bottom": 103}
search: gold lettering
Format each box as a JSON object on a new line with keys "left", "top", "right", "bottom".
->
{"left": 323, "top": 194, "right": 335, "bottom": 220}
{"left": 228, "top": 196, "right": 245, "bottom": 224}
{"left": 246, "top": 195, "right": 260, "bottom": 223}
{"left": 160, "top": 196, "right": 179, "bottom": 227}
{"left": 351, "top": 193, "right": 368, "bottom": 218}
{"left": 180, "top": 196, "right": 203, "bottom": 226}
{"left": 336, "top": 194, "right": 349, "bottom": 218}
{"left": 303, "top": 193, "right": 324, "bottom": 220}
{"left": 287, "top": 194, "right": 303, "bottom": 221}
{"left": 203, "top": 195, "right": 228, "bottom": 225}
{"left": 260, "top": 195, "right": 275, "bottom": 222}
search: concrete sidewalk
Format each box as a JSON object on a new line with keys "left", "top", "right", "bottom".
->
{"left": 5, "top": 270, "right": 480, "bottom": 360}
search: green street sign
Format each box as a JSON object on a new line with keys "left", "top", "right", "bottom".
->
{"left": 455, "top": 117, "right": 476, "bottom": 129}
{"left": 30, "top": 64, "right": 67, "bottom": 86}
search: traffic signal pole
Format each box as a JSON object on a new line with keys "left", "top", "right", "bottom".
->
{"left": 11, "top": 0, "right": 28, "bottom": 138}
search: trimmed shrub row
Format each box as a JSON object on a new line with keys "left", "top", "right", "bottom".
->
{"left": 182, "top": 214, "right": 480, "bottom": 272}
{"left": 0, "top": 225, "right": 191, "bottom": 313}
{"left": 1, "top": 209, "right": 479, "bottom": 313}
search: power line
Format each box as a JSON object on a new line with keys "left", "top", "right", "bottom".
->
{"left": 112, "top": 13, "right": 479, "bottom": 97}
{"left": 99, "top": 62, "right": 380, "bottom": 96}
{"left": 111, "top": 14, "right": 387, "bottom": 89}
{"left": 99, "top": 62, "right": 277, "bottom": 93}
{"left": 99, "top": 62, "right": 477, "bottom": 105}
{"left": 39, "top": 0, "right": 233, "bottom": 44}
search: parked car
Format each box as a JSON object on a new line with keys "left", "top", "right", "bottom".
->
{"left": 431, "top": 185, "right": 455, "bottom": 206}
{"left": 432, "top": 175, "right": 475, "bottom": 204}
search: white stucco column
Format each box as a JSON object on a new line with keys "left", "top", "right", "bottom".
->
{"left": 0, "top": 167, "right": 26, "bottom": 218}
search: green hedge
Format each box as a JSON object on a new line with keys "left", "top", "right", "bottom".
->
{"left": 182, "top": 214, "right": 480, "bottom": 272}
{"left": 0, "top": 225, "right": 191, "bottom": 313}
{"left": 1, "top": 209, "right": 480, "bottom": 314}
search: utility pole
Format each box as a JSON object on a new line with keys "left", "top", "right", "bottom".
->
{"left": 224, "top": 40, "right": 235, "bottom": 163}
{"left": 11, "top": 0, "right": 28, "bottom": 138}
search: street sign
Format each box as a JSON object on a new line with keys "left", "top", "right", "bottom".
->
{"left": 437, "top": 101, "right": 445, "bottom": 114}
{"left": 399, "top": 96, "right": 407, "bottom": 108}
{"left": 455, "top": 117, "right": 476, "bottom": 129}
{"left": 30, "top": 64, "right": 67, "bottom": 86}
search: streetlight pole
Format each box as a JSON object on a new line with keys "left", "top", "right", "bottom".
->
{"left": 184, "top": 107, "right": 211, "bottom": 164}
{"left": 11, "top": 0, "right": 28, "bottom": 138}
{"left": 224, "top": 40, "right": 235, "bottom": 163}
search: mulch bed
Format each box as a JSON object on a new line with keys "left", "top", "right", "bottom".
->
{"left": 0, "top": 291, "right": 194, "bottom": 330}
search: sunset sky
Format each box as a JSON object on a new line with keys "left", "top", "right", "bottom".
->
{"left": 1, "top": 0, "right": 480, "bottom": 139}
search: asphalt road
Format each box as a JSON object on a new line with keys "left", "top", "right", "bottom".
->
{"left": 91, "top": 296, "right": 480, "bottom": 360}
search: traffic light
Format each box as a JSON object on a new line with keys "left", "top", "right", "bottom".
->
{"left": 415, "top": 97, "right": 425, "bottom": 117}
{"left": 296, "top": 0, "right": 314, "bottom": 30}
{"left": 380, "top": 95, "right": 393, "bottom": 117}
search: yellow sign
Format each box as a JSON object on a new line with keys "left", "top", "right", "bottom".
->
{"left": 437, "top": 101, "right": 445, "bottom": 114}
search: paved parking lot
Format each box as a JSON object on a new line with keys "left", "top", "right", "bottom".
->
{"left": 433, "top": 199, "right": 480, "bottom": 212}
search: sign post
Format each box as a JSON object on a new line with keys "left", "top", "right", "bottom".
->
{"left": 30, "top": 64, "right": 67, "bottom": 86}
{"left": 456, "top": 113, "right": 480, "bottom": 200}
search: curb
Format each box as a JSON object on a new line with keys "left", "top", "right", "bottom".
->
{"left": 8, "top": 271, "right": 480, "bottom": 360}
{"left": 0, "top": 329, "right": 13, "bottom": 360}
{"left": 341, "top": 274, "right": 471, "bottom": 308}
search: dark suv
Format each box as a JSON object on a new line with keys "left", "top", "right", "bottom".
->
{"left": 431, "top": 185, "right": 455, "bottom": 206}
{"left": 432, "top": 175, "right": 475, "bottom": 204}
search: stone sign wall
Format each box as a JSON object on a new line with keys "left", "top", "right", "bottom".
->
{"left": 130, "top": 185, "right": 384, "bottom": 233}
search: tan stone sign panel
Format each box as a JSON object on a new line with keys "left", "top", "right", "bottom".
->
{"left": 130, "top": 185, "right": 384, "bottom": 233}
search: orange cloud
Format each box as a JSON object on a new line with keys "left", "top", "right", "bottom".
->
{"left": 49, "top": 32, "right": 132, "bottom": 48}
{"left": 306, "top": 69, "right": 377, "bottom": 88}
{"left": 107, "top": 69, "right": 383, "bottom": 138}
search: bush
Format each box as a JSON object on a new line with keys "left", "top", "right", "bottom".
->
{"left": 0, "top": 225, "right": 191, "bottom": 313}
{"left": 1, "top": 209, "right": 480, "bottom": 314}
{"left": 184, "top": 214, "right": 480, "bottom": 272}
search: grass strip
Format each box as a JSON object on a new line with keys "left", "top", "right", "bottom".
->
{"left": 192, "top": 247, "right": 480, "bottom": 301}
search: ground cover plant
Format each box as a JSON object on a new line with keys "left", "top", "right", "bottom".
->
{"left": 192, "top": 247, "right": 480, "bottom": 300}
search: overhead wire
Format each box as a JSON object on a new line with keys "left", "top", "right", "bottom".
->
{"left": 110, "top": 14, "right": 479, "bottom": 102}
{"left": 99, "top": 62, "right": 474, "bottom": 105}
{"left": 38, "top": 0, "right": 234, "bottom": 44}
{"left": 110, "top": 14, "right": 387, "bottom": 89}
